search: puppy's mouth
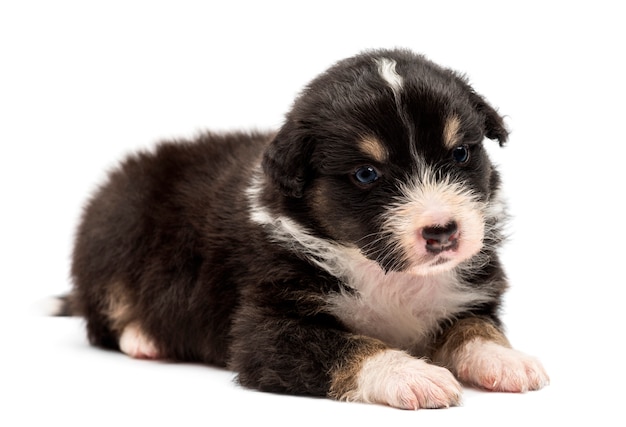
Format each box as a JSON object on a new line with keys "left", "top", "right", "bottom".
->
{"left": 419, "top": 246, "right": 459, "bottom": 272}
{"left": 427, "top": 256, "right": 456, "bottom": 269}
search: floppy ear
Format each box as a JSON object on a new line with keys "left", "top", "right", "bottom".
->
{"left": 469, "top": 90, "right": 509, "bottom": 146}
{"left": 262, "top": 121, "right": 313, "bottom": 198}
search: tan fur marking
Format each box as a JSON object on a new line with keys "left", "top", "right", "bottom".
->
{"left": 310, "top": 178, "right": 365, "bottom": 241}
{"left": 358, "top": 136, "right": 389, "bottom": 163}
{"left": 430, "top": 317, "right": 510, "bottom": 369}
{"left": 443, "top": 116, "right": 462, "bottom": 149}
{"left": 328, "top": 337, "right": 387, "bottom": 400}
{"left": 105, "top": 281, "right": 134, "bottom": 332}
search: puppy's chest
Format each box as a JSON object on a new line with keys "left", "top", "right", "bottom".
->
{"left": 326, "top": 263, "right": 488, "bottom": 353}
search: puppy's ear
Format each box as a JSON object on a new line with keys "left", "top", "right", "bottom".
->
{"left": 262, "top": 121, "right": 313, "bottom": 198}
{"left": 469, "top": 91, "right": 509, "bottom": 146}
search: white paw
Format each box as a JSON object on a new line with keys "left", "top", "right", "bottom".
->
{"left": 346, "top": 349, "right": 462, "bottom": 410}
{"left": 119, "top": 323, "right": 160, "bottom": 359}
{"left": 454, "top": 340, "right": 549, "bottom": 392}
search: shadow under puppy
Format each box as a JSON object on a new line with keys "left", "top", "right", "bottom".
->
{"left": 58, "top": 48, "right": 549, "bottom": 409}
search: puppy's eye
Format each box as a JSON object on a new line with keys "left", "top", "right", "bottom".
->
{"left": 452, "top": 145, "right": 470, "bottom": 164}
{"left": 354, "top": 166, "right": 379, "bottom": 185}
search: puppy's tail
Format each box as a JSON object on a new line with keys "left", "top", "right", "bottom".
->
{"left": 41, "top": 293, "right": 77, "bottom": 316}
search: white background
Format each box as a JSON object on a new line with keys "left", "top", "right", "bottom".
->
{"left": 1, "top": 1, "right": 625, "bottom": 425}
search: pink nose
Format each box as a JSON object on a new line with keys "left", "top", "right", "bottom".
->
{"left": 422, "top": 221, "right": 459, "bottom": 254}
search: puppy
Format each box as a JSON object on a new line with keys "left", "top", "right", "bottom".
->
{"left": 57, "top": 48, "right": 548, "bottom": 409}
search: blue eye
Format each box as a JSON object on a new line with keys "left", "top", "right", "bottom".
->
{"left": 354, "top": 166, "right": 379, "bottom": 184}
{"left": 452, "top": 145, "right": 470, "bottom": 164}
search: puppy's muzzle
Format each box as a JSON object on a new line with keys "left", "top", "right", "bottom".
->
{"left": 421, "top": 221, "right": 459, "bottom": 254}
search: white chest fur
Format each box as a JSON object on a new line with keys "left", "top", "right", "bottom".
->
{"left": 326, "top": 259, "right": 491, "bottom": 353}
{"left": 246, "top": 184, "right": 491, "bottom": 353}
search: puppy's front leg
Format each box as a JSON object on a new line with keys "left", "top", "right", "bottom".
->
{"left": 432, "top": 317, "right": 549, "bottom": 392}
{"left": 331, "top": 345, "right": 463, "bottom": 409}
{"left": 230, "top": 314, "right": 461, "bottom": 409}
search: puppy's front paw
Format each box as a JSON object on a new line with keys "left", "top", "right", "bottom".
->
{"left": 341, "top": 349, "right": 462, "bottom": 410}
{"left": 455, "top": 340, "right": 549, "bottom": 392}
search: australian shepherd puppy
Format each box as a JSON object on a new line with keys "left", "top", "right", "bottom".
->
{"left": 57, "top": 48, "right": 548, "bottom": 409}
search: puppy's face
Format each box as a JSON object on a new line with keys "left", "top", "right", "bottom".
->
{"left": 263, "top": 50, "right": 508, "bottom": 275}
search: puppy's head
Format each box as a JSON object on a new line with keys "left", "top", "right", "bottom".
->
{"left": 262, "top": 49, "right": 508, "bottom": 275}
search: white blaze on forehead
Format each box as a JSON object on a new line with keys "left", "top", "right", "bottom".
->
{"left": 376, "top": 58, "right": 404, "bottom": 95}
{"left": 375, "top": 57, "right": 417, "bottom": 160}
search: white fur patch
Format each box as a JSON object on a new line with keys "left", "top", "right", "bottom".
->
{"left": 344, "top": 349, "right": 462, "bottom": 409}
{"left": 376, "top": 58, "right": 404, "bottom": 95}
{"left": 246, "top": 170, "right": 276, "bottom": 226}
{"left": 485, "top": 187, "right": 507, "bottom": 223}
{"left": 375, "top": 57, "right": 417, "bottom": 160}
{"left": 38, "top": 296, "right": 65, "bottom": 316}
{"left": 119, "top": 323, "right": 160, "bottom": 360}
{"left": 453, "top": 339, "right": 549, "bottom": 392}
{"left": 326, "top": 264, "right": 491, "bottom": 352}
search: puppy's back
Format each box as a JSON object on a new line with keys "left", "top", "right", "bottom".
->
{"left": 70, "top": 131, "right": 272, "bottom": 361}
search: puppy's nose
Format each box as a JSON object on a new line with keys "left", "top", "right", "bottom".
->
{"left": 422, "top": 221, "right": 459, "bottom": 254}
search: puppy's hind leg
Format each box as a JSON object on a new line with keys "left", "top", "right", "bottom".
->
{"left": 119, "top": 322, "right": 160, "bottom": 360}
{"left": 103, "top": 281, "right": 161, "bottom": 360}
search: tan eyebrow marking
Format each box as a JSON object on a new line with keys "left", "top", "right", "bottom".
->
{"left": 358, "top": 135, "right": 389, "bottom": 163}
{"left": 443, "top": 115, "right": 462, "bottom": 149}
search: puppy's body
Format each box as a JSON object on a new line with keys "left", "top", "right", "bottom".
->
{"left": 63, "top": 49, "right": 548, "bottom": 409}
